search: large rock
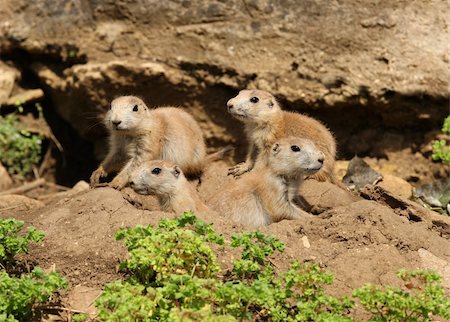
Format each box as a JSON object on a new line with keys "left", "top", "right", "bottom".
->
{"left": 0, "top": 0, "right": 448, "bottom": 156}
{"left": 376, "top": 174, "right": 413, "bottom": 199}
{"left": 0, "top": 61, "right": 19, "bottom": 104}
{"left": 297, "top": 180, "right": 360, "bottom": 214}
{"left": 0, "top": 162, "right": 12, "bottom": 191}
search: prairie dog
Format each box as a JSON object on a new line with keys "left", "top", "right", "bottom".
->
{"left": 227, "top": 89, "right": 336, "bottom": 183}
{"left": 90, "top": 96, "right": 227, "bottom": 189}
{"left": 211, "top": 137, "right": 324, "bottom": 228}
{"left": 129, "top": 160, "right": 209, "bottom": 215}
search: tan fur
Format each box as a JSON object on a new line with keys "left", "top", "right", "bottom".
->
{"left": 129, "top": 160, "right": 209, "bottom": 215}
{"left": 90, "top": 96, "right": 227, "bottom": 189}
{"left": 227, "top": 89, "right": 337, "bottom": 183}
{"left": 211, "top": 137, "right": 324, "bottom": 228}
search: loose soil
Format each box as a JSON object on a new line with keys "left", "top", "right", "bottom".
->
{"left": 2, "top": 161, "right": 449, "bottom": 320}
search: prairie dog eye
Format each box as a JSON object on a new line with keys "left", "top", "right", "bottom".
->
{"left": 133, "top": 105, "right": 139, "bottom": 112}
{"left": 151, "top": 167, "right": 161, "bottom": 175}
{"left": 250, "top": 96, "right": 259, "bottom": 103}
{"left": 291, "top": 145, "right": 301, "bottom": 152}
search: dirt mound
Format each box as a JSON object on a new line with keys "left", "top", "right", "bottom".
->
{"left": 2, "top": 161, "right": 447, "bottom": 316}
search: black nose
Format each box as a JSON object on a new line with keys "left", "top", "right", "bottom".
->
{"left": 227, "top": 103, "right": 233, "bottom": 109}
{"left": 129, "top": 181, "right": 134, "bottom": 187}
{"left": 112, "top": 120, "right": 121, "bottom": 126}
{"left": 318, "top": 157, "right": 324, "bottom": 164}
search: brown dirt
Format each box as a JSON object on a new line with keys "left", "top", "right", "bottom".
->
{"left": 0, "top": 0, "right": 449, "bottom": 320}
{"left": 2, "top": 161, "right": 449, "bottom": 319}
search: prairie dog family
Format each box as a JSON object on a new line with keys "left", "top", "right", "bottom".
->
{"left": 211, "top": 137, "right": 324, "bottom": 228}
{"left": 227, "top": 89, "right": 336, "bottom": 183}
{"left": 90, "top": 96, "right": 227, "bottom": 189}
{"left": 91, "top": 90, "right": 339, "bottom": 228}
{"left": 129, "top": 160, "right": 209, "bottom": 215}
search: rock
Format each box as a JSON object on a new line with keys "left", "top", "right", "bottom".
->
{"left": 415, "top": 177, "right": 450, "bottom": 210}
{"left": 343, "top": 157, "right": 383, "bottom": 191}
{"left": 0, "top": 0, "right": 447, "bottom": 150}
{"left": 3, "top": 88, "right": 44, "bottom": 107}
{"left": 0, "top": 62, "right": 19, "bottom": 104}
{"left": 297, "top": 180, "right": 360, "bottom": 215}
{"left": 66, "top": 285, "right": 101, "bottom": 317}
{"left": 301, "top": 236, "right": 310, "bottom": 249}
{"left": 376, "top": 174, "right": 413, "bottom": 199}
{"left": 334, "top": 160, "right": 349, "bottom": 182}
{"left": 71, "top": 180, "right": 89, "bottom": 192}
{"left": 0, "top": 162, "right": 13, "bottom": 191}
{"left": 0, "top": 194, "right": 44, "bottom": 213}
{"left": 418, "top": 248, "right": 450, "bottom": 289}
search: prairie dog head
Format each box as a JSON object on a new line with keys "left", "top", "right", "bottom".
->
{"left": 226, "top": 89, "right": 281, "bottom": 123}
{"left": 269, "top": 137, "right": 325, "bottom": 177}
{"left": 129, "top": 160, "right": 184, "bottom": 196}
{"left": 105, "top": 96, "right": 149, "bottom": 133}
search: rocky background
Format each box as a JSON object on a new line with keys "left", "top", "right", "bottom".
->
{"left": 0, "top": 1, "right": 449, "bottom": 319}
{"left": 1, "top": 0, "right": 449, "bottom": 184}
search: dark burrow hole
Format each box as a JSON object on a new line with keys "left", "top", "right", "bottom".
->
{"left": 2, "top": 51, "right": 449, "bottom": 187}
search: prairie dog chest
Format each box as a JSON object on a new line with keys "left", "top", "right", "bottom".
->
{"left": 247, "top": 125, "right": 278, "bottom": 150}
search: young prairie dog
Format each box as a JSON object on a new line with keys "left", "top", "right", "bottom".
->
{"left": 90, "top": 96, "right": 227, "bottom": 189}
{"left": 227, "top": 89, "right": 336, "bottom": 183}
{"left": 211, "top": 137, "right": 324, "bottom": 228}
{"left": 129, "top": 160, "right": 209, "bottom": 215}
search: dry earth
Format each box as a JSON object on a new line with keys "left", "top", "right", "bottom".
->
{"left": 1, "top": 161, "right": 449, "bottom": 319}
{"left": 0, "top": 0, "right": 449, "bottom": 320}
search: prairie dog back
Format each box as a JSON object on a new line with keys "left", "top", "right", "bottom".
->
{"left": 152, "top": 108, "right": 206, "bottom": 173}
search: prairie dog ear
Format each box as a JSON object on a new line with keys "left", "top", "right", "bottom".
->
{"left": 272, "top": 143, "right": 280, "bottom": 155}
{"left": 171, "top": 165, "right": 181, "bottom": 178}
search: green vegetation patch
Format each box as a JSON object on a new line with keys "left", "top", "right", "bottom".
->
{"left": 0, "top": 114, "right": 43, "bottom": 177}
{"left": 0, "top": 218, "right": 67, "bottom": 321}
{"left": 96, "top": 212, "right": 450, "bottom": 321}
{"left": 432, "top": 115, "right": 450, "bottom": 165}
{"left": 0, "top": 218, "right": 44, "bottom": 266}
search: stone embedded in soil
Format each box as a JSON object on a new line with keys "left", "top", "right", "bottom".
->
{"left": 343, "top": 157, "right": 383, "bottom": 191}
{"left": 65, "top": 285, "right": 101, "bottom": 318}
{"left": 297, "top": 179, "right": 360, "bottom": 214}
{"left": 3, "top": 88, "right": 44, "bottom": 107}
{"left": 0, "top": 194, "right": 44, "bottom": 213}
{"left": 418, "top": 248, "right": 450, "bottom": 289}
{"left": 376, "top": 174, "right": 413, "bottom": 200}
{"left": 0, "top": 62, "right": 19, "bottom": 104}
{"left": 72, "top": 180, "right": 89, "bottom": 192}
{"left": 0, "top": 163, "right": 13, "bottom": 191}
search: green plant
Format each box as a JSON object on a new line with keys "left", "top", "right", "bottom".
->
{"left": 0, "top": 218, "right": 44, "bottom": 266}
{"left": 0, "top": 114, "right": 43, "bottom": 177}
{"left": 72, "top": 313, "right": 88, "bottom": 322}
{"left": 97, "top": 213, "right": 352, "bottom": 321}
{"left": 353, "top": 269, "right": 450, "bottom": 321}
{"left": 0, "top": 267, "right": 67, "bottom": 321}
{"left": 432, "top": 116, "right": 450, "bottom": 165}
{"left": 230, "top": 231, "right": 284, "bottom": 279}
{"left": 115, "top": 212, "right": 223, "bottom": 286}
{"left": 97, "top": 213, "right": 450, "bottom": 321}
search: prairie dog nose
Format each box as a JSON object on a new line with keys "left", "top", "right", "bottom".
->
{"left": 112, "top": 120, "right": 121, "bottom": 126}
{"left": 227, "top": 99, "right": 234, "bottom": 109}
{"left": 317, "top": 156, "right": 324, "bottom": 164}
